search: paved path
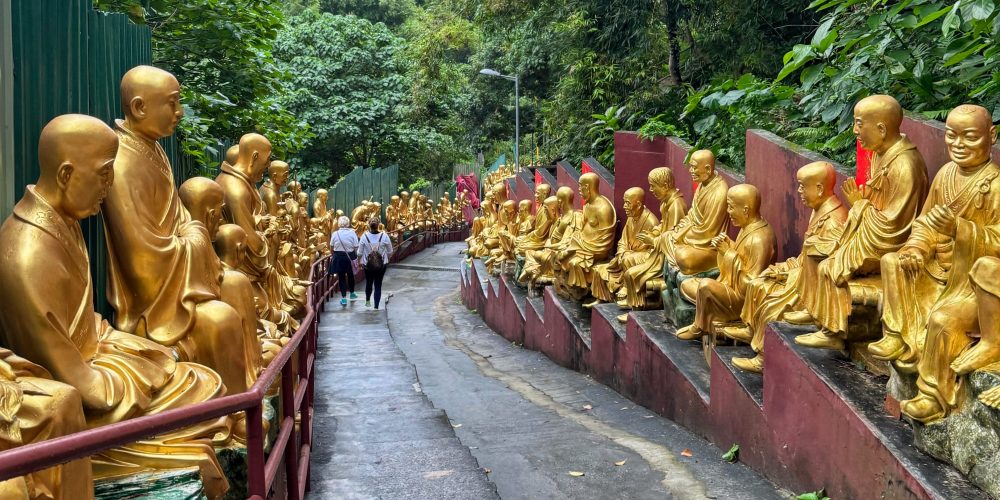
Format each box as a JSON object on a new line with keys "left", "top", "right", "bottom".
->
{"left": 312, "top": 242, "right": 789, "bottom": 499}
{"left": 309, "top": 282, "right": 498, "bottom": 499}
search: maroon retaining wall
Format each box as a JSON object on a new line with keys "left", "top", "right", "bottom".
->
{"left": 556, "top": 160, "right": 582, "bottom": 209}
{"left": 515, "top": 170, "right": 535, "bottom": 204}
{"left": 614, "top": 132, "right": 669, "bottom": 217}
{"left": 581, "top": 157, "right": 615, "bottom": 210}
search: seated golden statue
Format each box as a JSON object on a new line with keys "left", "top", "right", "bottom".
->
{"left": 662, "top": 150, "right": 730, "bottom": 276}
{"left": 386, "top": 195, "right": 401, "bottom": 233}
{"left": 616, "top": 167, "right": 688, "bottom": 320}
{"left": 516, "top": 199, "right": 534, "bottom": 235}
{"left": 486, "top": 200, "right": 518, "bottom": 273}
{"left": 0, "top": 348, "right": 90, "bottom": 500}
{"left": 676, "top": 184, "right": 776, "bottom": 341}
{"left": 587, "top": 187, "right": 658, "bottom": 306}
{"left": 554, "top": 172, "right": 617, "bottom": 300}
{"left": 532, "top": 183, "right": 552, "bottom": 213}
{"left": 521, "top": 187, "right": 579, "bottom": 287}
{"left": 854, "top": 104, "right": 1000, "bottom": 423}
{"left": 794, "top": 95, "right": 930, "bottom": 350}
{"left": 0, "top": 114, "right": 234, "bottom": 498}
{"left": 722, "top": 162, "right": 848, "bottom": 372}
{"left": 100, "top": 66, "right": 253, "bottom": 399}
{"left": 179, "top": 177, "right": 266, "bottom": 386}
{"left": 399, "top": 191, "right": 412, "bottom": 226}
{"left": 516, "top": 194, "right": 557, "bottom": 257}
{"left": 260, "top": 160, "right": 289, "bottom": 216}
{"left": 312, "top": 188, "right": 331, "bottom": 234}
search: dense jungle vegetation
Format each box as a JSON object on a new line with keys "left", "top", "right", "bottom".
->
{"left": 97, "top": 0, "right": 1000, "bottom": 187}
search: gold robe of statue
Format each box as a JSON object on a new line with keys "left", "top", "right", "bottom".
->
{"left": 0, "top": 187, "right": 233, "bottom": 498}
{"left": 681, "top": 218, "right": 775, "bottom": 336}
{"left": 558, "top": 175, "right": 617, "bottom": 294}
{"left": 740, "top": 196, "right": 847, "bottom": 352}
{"left": 879, "top": 161, "right": 1000, "bottom": 369}
{"left": 804, "top": 136, "right": 929, "bottom": 334}
{"left": 621, "top": 189, "right": 688, "bottom": 309}
{"left": 663, "top": 173, "right": 730, "bottom": 275}
{"left": 590, "top": 205, "right": 658, "bottom": 303}
{"left": 522, "top": 195, "right": 579, "bottom": 284}
{"left": 515, "top": 197, "right": 556, "bottom": 256}
{"left": 102, "top": 121, "right": 251, "bottom": 396}
{"left": 0, "top": 348, "right": 91, "bottom": 500}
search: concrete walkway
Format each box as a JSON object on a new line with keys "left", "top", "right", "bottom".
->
{"left": 309, "top": 281, "right": 498, "bottom": 499}
{"left": 311, "top": 242, "right": 789, "bottom": 499}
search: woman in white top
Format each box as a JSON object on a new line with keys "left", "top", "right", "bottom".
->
{"left": 330, "top": 215, "right": 360, "bottom": 306}
{"left": 358, "top": 216, "right": 394, "bottom": 309}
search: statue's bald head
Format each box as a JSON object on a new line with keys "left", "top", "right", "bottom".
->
{"left": 945, "top": 104, "right": 997, "bottom": 168}
{"left": 853, "top": 95, "right": 903, "bottom": 153}
{"left": 269, "top": 160, "right": 289, "bottom": 186}
{"left": 225, "top": 145, "right": 239, "bottom": 165}
{"left": 179, "top": 177, "right": 225, "bottom": 238}
{"left": 726, "top": 184, "right": 760, "bottom": 219}
{"left": 214, "top": 224, "right": 247, "bottom": 267}
{"left": 36, "top": 114, "right": 118, "bottom": 220}
{"left": 536, "top": 183, "right": 551, "bottom": 199}
{"left": 518, "top": 199, "right": 532, "bottom": 213}
{"left": 120, "top": 65, "right": 182, "bottom": 140}
{"left": 556, "top": 186, "right": 575, "bottom": 206}
{"left": 316, "top": 188, "right": 328, "bottom": 199}
{"left": 237, "top": 133, "right": 272, "bottom": 179}
{"left": 688, "top": 150, "right": 717, "bottom": 184}
{"left": 579, "top": 172, "right": 600, "bottom": 201}
{"left": 796, "top": 161, "right": 838, "bottom": 209}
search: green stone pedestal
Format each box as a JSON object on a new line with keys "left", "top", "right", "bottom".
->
{"left": 95, "top": 467, "right": 206, "bottom": 500}
{"left": 660, "top": 262, "right": 719, "bottom": 328}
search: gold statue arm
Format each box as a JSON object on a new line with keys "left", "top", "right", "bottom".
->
{"left": 226, "top": 185, "right": 270, "bottom": 263}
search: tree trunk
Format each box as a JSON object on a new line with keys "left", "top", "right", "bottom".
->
{"left": 665, "top": 2, "right": 682, "bottom": 86}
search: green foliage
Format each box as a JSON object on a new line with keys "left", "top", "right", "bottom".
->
{"left": 588, "top": 106, "right": 638, "bottom": 169}
{"left": 94, "top": 0, "right": 311, "bottom": 175}
{"left": 778, "top": 0, "right": 1000, "bottom": 129}
{"left": 722, "top": 443, "right": 740, "bottom": 463}
{"left": 320, "top": 0, "right": 416, "bottom": 28}
{"left": 796, "top": 489, "right": 831, "bottom": 500}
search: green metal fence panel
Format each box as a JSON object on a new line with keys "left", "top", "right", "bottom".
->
{"left": 9, "top": 0, "right": 154, "bottom": 317}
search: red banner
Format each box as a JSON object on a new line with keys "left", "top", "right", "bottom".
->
{"left": 856, "top": 139, "right": 873, "bottom": 186}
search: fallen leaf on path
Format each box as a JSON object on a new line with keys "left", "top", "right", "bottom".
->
{"left": 452, "top": 423, "right": 463, "bottom": 428}
{"left": 423, "top": 470, "right": 455, "bottom": 480}
{"left": 582, "top": 404, "right": 593, "bottom": 411}
{"left": 620, "top": 407, "right": 628, "bottom": 410}
{"left": 614, "top": 459, "right": 627, "bottom": 466}
{"left": 681, "top": 449, "right": 693, "bottom": 457}
{"left": 483, "top": 468, "right": 491, "bottom": 474}
{"left": 568, "top": 471, "right": 585, "bottom": 477}
{"left": 642, "top": 415, "right": 654, "bottom": 418}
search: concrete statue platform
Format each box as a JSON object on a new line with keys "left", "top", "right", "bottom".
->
{"left": 460, "top": 258, "right": 986, "bottom": 499}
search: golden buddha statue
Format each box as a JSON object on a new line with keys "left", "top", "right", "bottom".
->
{"left": 399, "top": 191, "right": 412, "bottom": 226}
{"left": 722, "top": 162, "right": 848, "bottom": 372}
{"left": 675, "top": 184, "right": 776, "bottom": 341}
{"left": 386, "top": 195, "right": 401, "bottom": 233}
{"left": 859, "top": 104, "right": 1000, "bottom": 423}
{"left": 521, "top": 187, "right": 580, "bottom": 287}
{"left": 214, "top": 224, "right": 287, "bottom": 367}
{"left": 260, "top": 160, "right": 289, "bottom": 216}
{"left": 555, "top": 172, "right": 617, "bottom": 300}
{"left": 587, "top": 187, "right": 658, "bottom": 306}
{"left": 515, "top": 195, "right": 556, "bottom": 257}
{"left": 516, "top": 199, "right": 534, "bottom": 234}
{"left": 662, "top": 150, "right": 730, "bottom": 276}
{"left": 178, "top": 176, "right": 267, "bottom": 386}
{"left": 486, "top": 200, "right": 518, "bottom": 273}
{"left": 533, "top": 183, "right": 552, "bottom": 213}
{"left": 0, "top": 114, "right": 234, "bottom": 498}
{"left": 616, "top": 167, "right": 688, "bottom": 319}
{"left": 794, "top": 95, "right": 929, "bottom": 350}
{"left": 0, "top": 348, "right": 90, "bottom": 500}
{"left": 312, "top": 189, "right": 330, "bottom": 233}
{"left": 100, "top": 66, "right": 253, "bottom": 399}
{"left": 225, "top": 144, "right": 239, "bottom": 165}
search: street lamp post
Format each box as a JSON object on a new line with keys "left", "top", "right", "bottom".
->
{"left": 479, "top": 68, "right": 520, "bottom": 173}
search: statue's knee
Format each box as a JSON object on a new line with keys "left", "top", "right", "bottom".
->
{"left": 972, "top": 256, "right": 1000, "bottom": 281}
{"left": 927, "top": 310, "right": 952, "bottom": 333}
{"left": 196, "top": 300, "right": 242, "bottom": 331}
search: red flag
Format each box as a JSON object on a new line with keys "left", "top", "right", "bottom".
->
{"left": 856, "top": 139, "right": 873, "bottom": 186}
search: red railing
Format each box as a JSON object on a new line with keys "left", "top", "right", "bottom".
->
{"left": 0, "top": 225, "right": 469, "bottom": 499}
{"left": 0, "top": 256, "right": 334, "bottom": 500}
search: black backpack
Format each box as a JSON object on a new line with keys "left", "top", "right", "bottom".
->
{"left": 364, "top": 233, "right": 386, "bottom": 271}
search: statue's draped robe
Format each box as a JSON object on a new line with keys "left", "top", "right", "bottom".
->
{"left": 591, "top": 208, "right": 658, "bottom": 302}
{"left": 664, "top": 175, "right": 730, "bottom": 275}
{"left": 622, "top": 191, "right": 688, "bottom": 308}
{"left": 522, "top": 210, "right": 577, "bottom": 282}
{"left": 515, "top": 207, "right": 553, "bottom": 255}
{"left": 684, "top": 219, "right": 775, "bottom": 332}
{"left": 560, "top": 197, "right": 617, "bottom": 290}
{"left": 102, "top": 121, "right": 249, "bottom": 395}
{"left": 259, "top": 179, "right": 280, "bottom": 216}
{"left": 0, "top": 188, "right": 232, "bottom": 498}
{"left": 806, "top": 136, "right": 929, "bottom": 333}
{"left": 741, "top": 196, "right": 847, "bottom": 351}
{"left": 0, "top": 348, "right": 90, "bottom": 500}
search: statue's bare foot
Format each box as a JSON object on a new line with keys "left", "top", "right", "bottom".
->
{"left": 732, "top": 354, "right": 763, "bottom": 373}
{"left": 978, "top": 386, "right": 1000, "bottom": 409}
{"left": 951, "top": 342, "right": 1000, "bottom": 375}
{"left": 782, "top": 310, "right": 815, "bottom": 325}
{"left": 794, "top": 330, "right": 845, "bottom": 350}
{"left": 722, "top": 325, "right": 752, "bottom": 343}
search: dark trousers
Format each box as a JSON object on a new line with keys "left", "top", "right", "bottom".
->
{"left": 365, "top": 267, "right": 386, "bottom": 308}
{"left": 332, "top": 251, "right": 355, "bottom": 297}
